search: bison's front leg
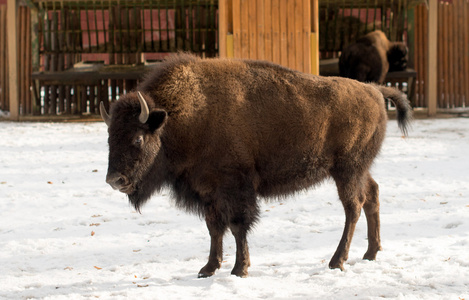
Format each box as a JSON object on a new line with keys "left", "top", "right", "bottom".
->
{"left": 229, "top": 222, "right": 251, "bottom": 277}
{"left": 198, "top": 207, "right": 227, "bottom": 278}
{"left": 229, "top": 198, "right": 259, "bottom": 278}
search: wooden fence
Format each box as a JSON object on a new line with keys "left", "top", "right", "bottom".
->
{"left": 0, "top": 4, "right": 7, "bottom": 112}
{"left": 220, "top": 0, "right": 317, "bottom": 74}
{"left": 0, "top": 4, "right": 31, "bottom": 115}
{"left": 414, "top": 0, "right": 469, "bottom": 108}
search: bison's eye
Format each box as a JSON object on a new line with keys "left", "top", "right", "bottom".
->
{"left": 134, "top": 135, "right": 144, "bottom": 146}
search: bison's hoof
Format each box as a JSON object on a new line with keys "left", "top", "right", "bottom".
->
{"left": 328, "top": 261, "right": 345, "bottom": 271}
{"left": 231, "top": 268, "right": 248, "bottom": 278}
{"left": 198, "top": 262, "right": 220, "bottom": 278}
{"left": 363, "top": 246, "right": 382, "bottom": 261}
{"left": 363, "top": 252, "right": 377, "bottom": 261}
{"left": 198, "top": 272, "right": 214, "bottom": 278}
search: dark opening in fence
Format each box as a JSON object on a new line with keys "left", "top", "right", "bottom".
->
{"left": 31, "top": 0, "right": 218, "bottom": 116}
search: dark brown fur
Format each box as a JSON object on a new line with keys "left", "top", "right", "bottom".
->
{"left": 339, "top": 30, "right": 408, "bottom": 83}
{"left": 102, "top": 53, "right": 412, "bottom": 278}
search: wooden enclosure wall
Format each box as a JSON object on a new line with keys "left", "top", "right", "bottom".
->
{"left": 414, "top": 0, "right": 469, "bottom": 108}
{"left": 223, "top": 0, "right": 313, "bottom": 74}
{"left": 0, "top": 4, "right": 31, "bottom": 115}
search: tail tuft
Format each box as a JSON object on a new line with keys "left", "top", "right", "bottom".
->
{"left": 375, "top": 85, "right": 413, "bottom": 136}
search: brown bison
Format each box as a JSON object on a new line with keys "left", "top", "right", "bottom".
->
{"left": 339, "top": 30, "right": 408, "bottom": 83}
{"left": 100, "top": 53, "right": 411, "bottom": 278}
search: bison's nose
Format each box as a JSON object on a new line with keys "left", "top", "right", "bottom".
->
{"left": 106, "top": 172, "right": 129, "bottom": 191}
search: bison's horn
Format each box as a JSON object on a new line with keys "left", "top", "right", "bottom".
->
{"left": 137, "top": 92, "right": 149, "bottom": 124}
{"left": 99, "top": 102, "right": 111, "bottom": 127}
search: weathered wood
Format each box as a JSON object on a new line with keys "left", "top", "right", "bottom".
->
{"left": 7, "top": 0, "right": 19, "bottom": 120}
{"left": 426, "top": 0, "right": 437, "bottom": 115}
{"left": 0, "top": 5, "right": 7, "bottom": 112}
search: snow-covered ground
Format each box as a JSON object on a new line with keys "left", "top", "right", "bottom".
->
{"left": 0, "top": 117, "right": 468, "bottom": 299}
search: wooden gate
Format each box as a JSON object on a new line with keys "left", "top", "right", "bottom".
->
{"left": 414, "top": 0, "right": 469, "bottom": 108}
{"left": 219, "top": 0, "right": 319, "bottom": 74}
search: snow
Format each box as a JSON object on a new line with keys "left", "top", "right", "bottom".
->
{"left": 1, "top": 117, "right": 468, "bottom": 299}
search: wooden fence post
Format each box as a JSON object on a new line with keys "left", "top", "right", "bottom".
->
{"left": 7, "top": 0, "right": 19, "bottom": 120}
{"left": 427, "top": 0, "right": 437, "bottom": 116}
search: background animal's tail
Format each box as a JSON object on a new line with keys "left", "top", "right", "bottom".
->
{"left": 375, "top": 85, "right": 413, "bottom": 136}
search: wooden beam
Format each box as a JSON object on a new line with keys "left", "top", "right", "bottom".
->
{"left": 7, "top": 0, "right": 19, "bottom": 120}
{"left": 426, "top": 0, "right": 438, "bottom": 116}
{"left": 310, "top": 0, "right": 319, "bottom": 75}
{"left": 219, "top": 0, "right": 227, "bottom": 58}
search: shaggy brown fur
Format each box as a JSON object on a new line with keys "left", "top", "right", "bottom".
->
{"left": 339, "top": 30, "right": 408, "bottom": 83}
{"left": 101, "top": 53, "right": 412, "bottom": 278}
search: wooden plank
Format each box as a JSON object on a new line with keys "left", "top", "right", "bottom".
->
{"left": 463, "top": 1, "right": 469, "bottom": 107}
{"left": 240, "top": 0, "right": 249, "bottom": 59}
{"left": 310, "top": 0, "right": 319, "bottom": 75}
{"left": 248, "top": 0, "right": 257, "bottom": 59}
{"left": 443, "top": 3, "right": 449, "bottom": 108}
{"left": 447, "top": 4, "right": 454, "bottom": 107}
{"left": 271, "top": 0, "right": 280, "bottom": 64}
{"left": 279, "top": 0, "right": 288, "bottom": 66}
{"left": 427, "top": 0, "right": 437, "bottom": 115}
{"left": 18, "top": 6, "right": 24, "bottom": 114}
{"left": 7, "top": 0, "right": 19, "bottom": 120}
{"left": 294, "top": 0, "right": 303, "bottom": 72}
{"left": 232, "top": 0, "right": 241, "bottom": 58}
{"left": 256, "top": 0, "right": 265, "bottom": 60}
{"left": 25, "top": 7, "right": 32, "bottom": 114}
{"left": 287, "top": 0, "right": 295, "bottom": 69}
{"left": 218, "top": 0, "right": 227, "bottom": 57}
{"left": 438, "top": 2, "right": 446, "bottom": 108}
{"left": 457, "top": 0, "right": 464, "bottom": 107}
{"left": 264, "top": 0, "right": 272, "bottom": 61}
{"left": 0, "top": 5, "right": 5, "bottom": 110}
{"left": 452, "top": 0, "right": 460, "bottom": 107}
{"left": 302, "top": 0, "right": 311, "bottom": 73}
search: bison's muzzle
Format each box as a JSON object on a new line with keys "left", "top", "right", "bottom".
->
{"left": 106, "top": 172, "right": 133, "bottom": 194}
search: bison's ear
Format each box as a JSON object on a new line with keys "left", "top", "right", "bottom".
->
{"left": 147, "top": 109, "right": 167, "bottom": 132}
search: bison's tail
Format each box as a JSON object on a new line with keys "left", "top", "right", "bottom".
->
{"left": 376, "top": 85, "right": 413, "bottom": 136}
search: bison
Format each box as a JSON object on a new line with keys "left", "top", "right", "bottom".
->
{"left": 100, "top": 53, "right": 411, "bottom": 278}
{"left": 339, "top": 30, "right": 408, "bottom": 83}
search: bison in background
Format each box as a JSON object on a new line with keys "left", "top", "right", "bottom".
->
{"left": 339, "top": 30, "right": 408, "bottom": 83}
{"left": 100, "top": 53, "right": 412, "bottom": 278}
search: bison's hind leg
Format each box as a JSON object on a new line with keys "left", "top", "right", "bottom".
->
{"left": 328, "top": 168, "right": 368, "bottom": 271}
{"left": 362, "top": 172, "right": 382, "bottom": 261}
{"left": 329, "top": 169, "right": 382, "bottom": 270}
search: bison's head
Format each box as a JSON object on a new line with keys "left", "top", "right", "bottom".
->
{"left": 100, "top": 92, "right": 168, "bottom": 211}
{"left": 387, "top": 43, "right": 408, "bottom": 72}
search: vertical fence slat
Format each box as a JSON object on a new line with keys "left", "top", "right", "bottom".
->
{"left": 271, "top": 0, "right": 280, "bottom": 64}
{"left": 279, "top": 0, "right": 288, "bottom": 66}
{"left": 257, "top": 0, "right": 265, "bottom": 60}
{"left": 0, "top": 5, "right": 6, "bottom": 111}
{"left": 463, "top": 1, "right": 469, "bottom": 107}
{"left": 286, "top": 0, "right": 295, "bottom": 69}
{"left": 232, "top": 0, "right": 241, "bottom": 58}
{"left": 248, "top": 0, "right": 256, "bottom": 59}
{"left": 264, "top": 0, "right": 272, "bottom": 62}
{"left": 302, "top": 0, "right": 310, "bottom": 74}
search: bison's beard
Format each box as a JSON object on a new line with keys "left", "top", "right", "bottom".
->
{"left": 127, "top": 158, "right": 169, "bottom": 213}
